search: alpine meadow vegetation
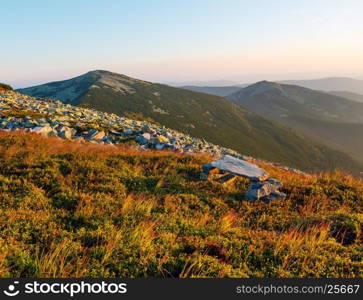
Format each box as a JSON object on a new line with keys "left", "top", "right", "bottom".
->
{"left": 0, "top": 131, "right": 362, "bottom": 278}
{"left": 0, "top": 83, "right": 13, "bottom": 90}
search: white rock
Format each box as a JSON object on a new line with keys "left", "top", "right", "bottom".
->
{"left": 31, "top": 125, "right": 53, "bottom": 136}
{"left": 203, "top": 155, "right": 269, "bottom": 181}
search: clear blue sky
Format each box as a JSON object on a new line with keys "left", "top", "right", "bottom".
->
{"left": 1, "top": 0, "right": 363, "bottom": 87}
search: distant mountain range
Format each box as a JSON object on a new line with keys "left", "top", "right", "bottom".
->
{"left": 227, "top": 81, "right": 363, "bottom": 164}
{"left": 17, "top": 70, "right": 363, "bottom": 173}
{"left": 180, "top": 85, "right": 245, "bottom": 97}
{"left": 168, "top": 79, "right": 240, "bottom": 87}
{"left": 280, "top": 77, "right": 363, "bottom": 95}
{"left": 328, "top": 91, "right": 363, "bottom": 103}
{"left": 182, "top": 77, "right": 363, "bottom": 100}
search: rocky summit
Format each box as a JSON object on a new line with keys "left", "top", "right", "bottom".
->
{"left": 0, "top": 89, "right": 244, "bottom": 158}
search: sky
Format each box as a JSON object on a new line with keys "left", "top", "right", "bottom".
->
{"left": 1, "top": 0, "right": 363, "bottom": 88}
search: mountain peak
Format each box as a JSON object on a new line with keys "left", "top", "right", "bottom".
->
{"left": 239, "top": 81, "right": 284, "bottom": 97}
{"left": 86, "top": 69, "right": 125, "bottom": 77}
{"left": 17, "top": 70, "right": 153, "bottom": 105}
{"left": 84, "top": 69, "right": 151, "bottom": 86}
{"left": 252, "top": 80, "right": 280, "bottom": 87}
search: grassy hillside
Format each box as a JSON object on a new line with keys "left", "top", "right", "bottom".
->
{"left": 280, "top": 116, "right": 363, "bottom": 164}
{"left": 0, "top": 83, "right": 13, "bottom": 90}
{"left": 0, "top": 131, "right": 362, "bottom": 278}
{"left": 17, "top": 71, "right": 363, "bottom": 174}
{"left": 329, "top": 91, "right": 363, "bottom": 103}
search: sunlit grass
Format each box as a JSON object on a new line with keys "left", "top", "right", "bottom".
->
{"left": 0, "top": 131, "right": 362, "bottom": 278}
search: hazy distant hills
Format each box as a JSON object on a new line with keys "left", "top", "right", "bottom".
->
{"left": 180, "top": 85, "right": 245, "bottom": 97}
{"left": 169, "top": 79, "right": 240, "bottom": 87}
{"left": 17, "top": 70, "right": 362, "bottom": 173}
{"left": 280, "top": 77, "right": 363, "bottom": 95}
{"left": 328, "top": 91, "right": 363, "bottom": 103}
{"left": 228, "top": 81, "right": 363, "bottom": 123}
{"left": 227, "top": 81, "right": 363, "bottom": 163}
{"left": 182, "top": 77, "right": 363, "bottom": 99}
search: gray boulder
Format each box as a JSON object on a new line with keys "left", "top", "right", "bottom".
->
{"left": 85, "top": 129, "right": 105, "bottom": 140}
{"left": 245, "top": 178, "right": 286, "bottom": 202}
{"left": 109, "top": 130, "right": 123, "bottom": 136}
{"left": 48, "top": 130, "right": 58, "bottom": 137}
{"left": 203, "top": 155, "right": 269, "bottom": 181}
{"left": 123, "top": 129, "right": 133, "bottom": 135}
{"left": 58, "top": 128, "right": 74, "bottom": 139}
{"left": 136, "top": 132, "right": 151, "bottom": 145}
{"left": 31, "top": 125, "right": 53, "bottom": 136}
{"left": 155, "top": 143, "right": 165, "bottom": 150}
{"left": 92, "top": 131, "right": 105, "bottom": 140}
{"left": 5, "top": 122, "right": 15, "bottom": 130}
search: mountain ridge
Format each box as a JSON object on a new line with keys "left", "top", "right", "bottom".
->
{"left": 328, "top": 90, "right": 363, "bottom": 103}
{"left": 181, "top": 77, "right": 363, "bottom": 98}
{"left": 280, "top": 77, "right": 363, "bottom": 94}
{"left": 17, "top": 71, "right": 363, "bottom": 173}
{"left": 227, "top": 81, "right": 363, "bottom": 163}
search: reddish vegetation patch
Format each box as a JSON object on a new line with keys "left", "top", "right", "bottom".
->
{"left": 0, "top": 131, "right": 361, "bottom": 278}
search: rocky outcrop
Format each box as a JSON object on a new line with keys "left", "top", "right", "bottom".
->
{"left": 0, "top": 90, "right": 241, "bottom": 157}
{"left": 202, "top": 156, "right": 286, "bottom": 203}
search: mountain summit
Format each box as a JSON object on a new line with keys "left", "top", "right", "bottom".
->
{"left": 18, "top": 70, "right": 150, "bottom": 105}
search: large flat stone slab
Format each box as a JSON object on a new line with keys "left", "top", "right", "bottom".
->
{"left": 203, "top": 155, "right": 269, "bottom": 181}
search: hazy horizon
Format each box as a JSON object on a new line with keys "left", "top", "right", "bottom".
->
{"left": 2, "top": 0, "right": 363, "bottom": 88}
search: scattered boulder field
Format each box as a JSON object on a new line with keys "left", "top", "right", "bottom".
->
{"left": 0, "top": 89, "right": 241, "bottom": 157}
{"left": 0, "top": 88, "right": 304, "bottom": 203}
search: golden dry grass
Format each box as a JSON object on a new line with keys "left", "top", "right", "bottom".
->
{"left": 0, "top": 131, "right": 361, "bottom": 278}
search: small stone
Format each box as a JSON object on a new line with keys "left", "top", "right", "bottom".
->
{"left": 48, "top": 130, "right": 58, "bottom": 137}
{"left": 184, "top": 144, "right": 194, "bottom": 151}
{"left": 156, "top": 135, "right": 169, "bottom": 144}
{"left": 32, "top": 125, "right": 53, "bottom": 136}
{"left": 109, "top": 130, "right": 123, "bottom": 136}
{"left": 123, "top": 129, "right": 133, "bottom": 135}
{"left": 245, "top": 178, "right": 285, "bottom": 202}
{"left": 58, "top": 129, "right": 72, "bottom": 139}
{"left": 85, "top": 129, "right": 105, "bottom": 140}
{"left": 136, "top": 132, "right": 151, "bottom": 145}
{"left": 155, "top": 143, "right": 165, "bottom": 150}
{"left": 92, "top": 131, "right": 105, "bottom": 140}
{"left": 261, "top": 191, "right": 286, "bottom": 203}
{"left": 215, "top": 173, "right": 236, "bottom": 184}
